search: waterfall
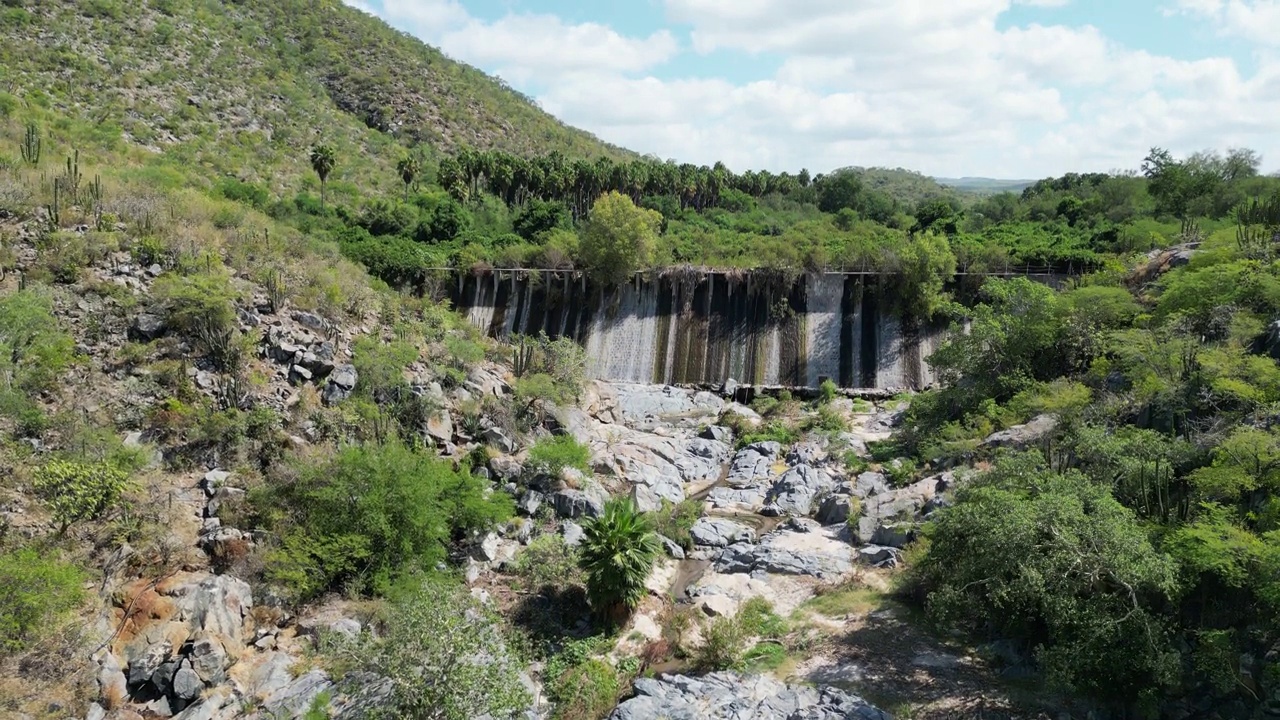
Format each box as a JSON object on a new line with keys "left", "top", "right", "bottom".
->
{"left": 450, "top": 270, "right": 947, "bottom": 390}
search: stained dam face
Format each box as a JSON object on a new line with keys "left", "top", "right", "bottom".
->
{"left": 450, "top": 270, "right": 947, "bottom": 390}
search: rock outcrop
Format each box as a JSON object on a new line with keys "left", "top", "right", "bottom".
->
{"left": 609, "top": 672, "right": 889, "bottom": 720}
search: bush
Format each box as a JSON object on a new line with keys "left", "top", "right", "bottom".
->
{"left": 152, "top": 269, "right": 241, "bottom": 370}
{"left": 651, "top": 499, "right": 702, "bottom": 551}
{"left": 910, "top": 452, "right": 1179, "bottom": 702}
{"left": 737, "top": 421, "right": 799, "bottom": 449}
{"left": 32, "top": 459, "right": 132, "bottom": 534}
{"left": 252, "top": 442, "right": 513, "bottom": 600}
{"left": 737, "top": 597, "right": 788, "bottom": 639}
{"left": 511, "top": 534, "right": 582, "bottom": 591}
{"left": 817, "top": 378, "right": 838, "bottom": 405}
{"left": 0, "top": 547, "right": 85, "bottom": 655}
{"left": 0, "top": 289, "right": 76, "bottom": 396}
{"left": 527, "top": 435, "right": 591, "bottom": 478}
{"left": 697, "top": 615, "right": 747, "bottom": 670}
{"left": 549, "top": 658, "right": 619, "bottom": 720}
{"left": 334, "top": 578, "right": 530, "bottom": 720}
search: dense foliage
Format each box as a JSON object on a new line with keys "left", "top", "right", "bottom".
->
{"left": 250, "top": 442, "right": 513, "bottom": 601}
{"left": 904, "top": 181, "right": 1280, "bottom": 712}
{"left": 579, "top": 499, "right": 661, "bottom": 623}
{"left": 332, "top": 579, "right": 531, "bottom": 720}
{"left": 0, "top": 547, "right": 84, "bottom": 655}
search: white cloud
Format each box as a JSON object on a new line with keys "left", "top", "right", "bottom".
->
{"left": 1170, "top": 0, "right": 1280, "bottom": 46}
{"left": 352, "top": 0, "right": 1280, "bottom": 177}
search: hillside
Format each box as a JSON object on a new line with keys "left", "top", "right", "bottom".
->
{"left": 0, "top": 0, "right": 628, "bottom": 194}
{"left": 935, "top": 177, "right": 1035, "bottom": 196}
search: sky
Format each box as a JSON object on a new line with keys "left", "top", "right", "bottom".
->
{"left": 341, "top": 0, "right": 1280, "bottom": 179}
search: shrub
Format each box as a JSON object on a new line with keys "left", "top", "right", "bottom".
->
{"left": 651, "top": 499, "right": 702, "bottom": 551}
{"left": 0, "top": 289, "right": 76, "bottom": 396}
{"left": 580, "top": 499, "right": 661, "bottom": 624}
{"left": 0, "top": 547, "right": 85, "bottom": 655}
{"left": 511, "top": 534, "right": 583, "bottom": 591}
{"left": 549, "top": 658, "right": 619, "bottom": 720}
{"left": 737, "top": 597, "right": 787, "bottom": 639}
{"left": 152, "top": 269, "right": 241, "bottom": 370}
{"left": 817, "top": 378, "right": 838, "bottom": 405}
{"left": 334, "top": 579, "right": 530, "bottom": 720}
{"left": 741, "top": 641, "right": 788, "bottom": 672}
{"left": 697, "top": 615, "right": 747, "bottom": 670}
{"left": 527, "top": 435, "right": 591, "bottom": 478}
{"left": 737, "top": 421, "right": 799, "bottom": 449}
{"left": 252, "top": 442, "right": 513, "bottom": 600}
{"left": 32, "top": 459, "right": 132, "bottom": 534}
{"left": 910, "top": 452, "right": 1179, "bottom": 703}
{"left": 884, "top": 458, "right": 918, "bottom": 487}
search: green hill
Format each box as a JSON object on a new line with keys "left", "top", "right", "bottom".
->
{"left": 0, "top": 0, "right": 628, "bottom": 194}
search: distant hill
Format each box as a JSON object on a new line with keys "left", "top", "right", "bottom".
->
{"left": 831, "top": 167, "right": 959, "bottom": 207}
{"left": 0, "top": 0, "right": 630, "bottom": 193}
{"left": 935, "top": 177, "right": 1036, "bottom": 195}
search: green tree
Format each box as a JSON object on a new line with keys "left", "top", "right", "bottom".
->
{"left": 338, "top": 579, "right": 530, "bottom": 720}
{"left": 32, "top": 459, "right": 132, "bottom": 534}
{"left": 0, "top": 548, "right": 85, "bottom": 655}
{"left": 579, "top": 191, "right": 661, "bottom": 284}
{"left": 912, "top": 452, "right": 1179, "bottom": 704}
{"left": 0, "top": 289, "right": 76, "bottom": 397}
{"left": 579, "top": 498, "right": 661, "bottom": 623}
{"left": 927, "top": 277, "right": 1063, "bottom": 404}
{"left": 396, "top": 154, "right": 420, "bottom": 200}
{"left": 309, "top": 143, "right": 336, "bottom": 211}
{"left": 254, "top": 442, "right": 512, "bottom": 600}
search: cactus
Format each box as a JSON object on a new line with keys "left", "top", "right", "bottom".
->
{"left": 512, "top": 335, "right": 535, "bottom": 378}
{"left": 88, "top": 174, "right": 105, "bottom": 228}
{"left": 61, "top": 150, "right": 81, "bottom": 205}
{"left": 263, "top": 266, "right": 287, "bottom": 314}
{"left": 20, "top": 122, "right": 40, "bottom": 166}
{"left": 45, "top": 182, "right": 61, "bottom": 229}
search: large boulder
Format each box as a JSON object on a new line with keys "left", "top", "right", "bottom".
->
{"left": 608, "top": 672, "right": 889, "bottom": 720}
{"left": 716, "top": 527, "right": 852, "bottom": 579}
{"left": 689, "top": 517, "right": 756, "bottom": 548}
{"left": 130, "top": 312, "right": 167, "bottom": 341}
{"left": 322, "top": 364, "right": 359, "bottom": 405}
{"left": 815, "top": 495, "right": 855, "bottom": 526}
{"left": 173, "top": 575, "right": 252, "bottom": 645}
{"left": 761, "top": 464, "right": 835, "bottom": 517}
{"left": 551, "top": 485, "right": 607, "bottom": 519}
{"left": 982, "top": 414, "right": 1058, "bottom": 450}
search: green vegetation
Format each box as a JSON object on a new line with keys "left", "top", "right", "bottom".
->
{"left": 332, "top": 579, "right": 530, "bottom": 720}
{"left": 527, "top": 435, "right": 591, "bottom": 478}
{"left": 249, "top": 442, "right": 513, "bottom": 601}
{"left": 579, "top": 499, "right": 661, "bottom": 624}
{"left": 696, "top": 614, "right": 748, "bottom": 670}
{"left": 651, "top": 499, "right": 703, "bottom": 551}
{"left": 0, "top": 547, "right": 84, "bottom": 655}
{"left": 32, "top": 458, "right": 132, "bottom": 534}
{"left": 511, "top": 534, "right": 583, "bottom": 591}
{"left": 0, "top": 289, "right": 76, "bottom": 431}
{"left": 579, "top": 191, "right": 662, "bottom": 284}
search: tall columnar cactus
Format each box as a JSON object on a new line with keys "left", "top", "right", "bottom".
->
{"left": 46, "top": 182, "right": 61, "bottom": 229}
{"left": 20, "top": 122, "right": 40, "bottom": 167}
{"left": 61, "top": 150, "right": 81, "bottom": 205}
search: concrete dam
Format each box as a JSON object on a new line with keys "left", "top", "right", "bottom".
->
{"left": 450, "top": 270, "right": 948, "bottom": 390}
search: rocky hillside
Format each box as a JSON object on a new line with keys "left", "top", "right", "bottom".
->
{"left": 0, "top": 0, "right": 628, "bottom": 192}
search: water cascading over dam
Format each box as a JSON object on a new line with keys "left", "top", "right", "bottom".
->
{"left": 451, "top": 270, "right": 948, "bottom": 390}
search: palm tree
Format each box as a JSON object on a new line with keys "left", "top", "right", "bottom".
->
{"left": 309, "top": 143, "right": 336, "bottom": 211}
{"left": 397, "top": 154, "right": 421, "bottom": 200}
{"left": 580, "top": 498, "right": 661, "bottom": 625}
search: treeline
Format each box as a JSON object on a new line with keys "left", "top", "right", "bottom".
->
{"left": 254, "top": 143, "right": 1280, "bottom": 315}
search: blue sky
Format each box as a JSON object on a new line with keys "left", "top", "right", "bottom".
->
{"left": 345, "top": 0, "right": 1280, "bottom": 178}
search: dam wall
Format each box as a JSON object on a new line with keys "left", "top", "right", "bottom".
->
{"left": 451, "top": 270, "right": 948, "bottom": 390}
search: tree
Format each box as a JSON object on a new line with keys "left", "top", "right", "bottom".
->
{"left": 32, "top": 459, "right": 132, "bottom": 535}
{"left": 579, "top": 498, "right": 661, "bottom": 623}
{"left": 253, "top": 442, "right": 513, "bottom": 600}
{"left": 0, "top": 548, "right": 84, "bottom": 654}
{"left": 911, "top": 452, "right": 1179, "bottom": 704}
{"left": 579, "top": 191, "right": 661, "bottom": 284}
{"left": 927, "top": 277, "right": 1063, "bottom": 403}
{"left": 396, "top": 154, "right": 421, "bottom": 200}
{"left": 338, "top": 579, "right": 530, "bottom": 720}
{"left": 309, "top": 143, "right": 336, "bottom": 211}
